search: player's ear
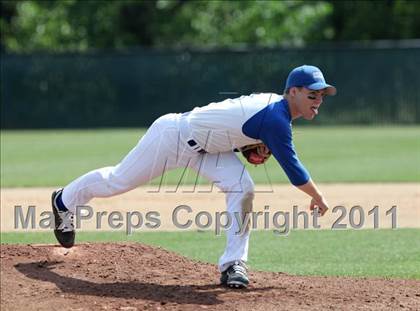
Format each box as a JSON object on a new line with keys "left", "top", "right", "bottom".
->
{"left": 290, "top": 87, "right": 298, "bottom": 97}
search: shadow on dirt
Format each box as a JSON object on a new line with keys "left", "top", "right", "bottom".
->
{"left": 15, "top": 261, "right": 274, "bottom": 306}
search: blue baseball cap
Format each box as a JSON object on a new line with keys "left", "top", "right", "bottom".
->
{"left": 285, "top": 65, "right": 337, "bottom": 96}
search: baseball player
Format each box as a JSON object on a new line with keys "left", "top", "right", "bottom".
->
{"left": 52, "top": 65, "right": 336, "bottom": 288}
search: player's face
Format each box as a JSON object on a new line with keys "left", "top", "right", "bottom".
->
{"left": 295, "top": 88, "right": 326, "bottom": 120}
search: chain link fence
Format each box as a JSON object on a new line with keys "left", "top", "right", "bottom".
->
{"left": 2, "top": 42, "right": 419, "bottom": 128}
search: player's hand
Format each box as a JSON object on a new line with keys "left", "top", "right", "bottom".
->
{"left": 310, "top": 196, "right": 329, "bottom": 216}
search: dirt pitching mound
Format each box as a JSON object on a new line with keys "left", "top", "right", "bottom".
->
{"left": 1, "top": 243, "right": 419, "bottom": 311}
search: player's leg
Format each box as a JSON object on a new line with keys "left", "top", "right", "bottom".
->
{"left": 60, "top": 114, "right": 193, "bottom": 212}
{"left": 189, "top": 152, "right": 254, "bottom": 288}
{"left": 52, "top": 113, "right": 196, "bottom": 247}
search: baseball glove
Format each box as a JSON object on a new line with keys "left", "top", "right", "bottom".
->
{"left": 240, "top": 143, "right": 271, "bottom": 165}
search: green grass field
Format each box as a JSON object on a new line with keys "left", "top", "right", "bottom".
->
{"left": 2, "top": 229, "right": 419, "bottom": 279}
{"left": 1, "top": 126, "right": 420, "bottom": 187}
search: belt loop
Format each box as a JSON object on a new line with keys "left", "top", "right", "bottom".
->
{"left": 187, "top": 139, "right": 207, "bottom": 154}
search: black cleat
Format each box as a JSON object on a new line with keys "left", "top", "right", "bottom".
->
{"left": 51, "top": 189, "right": 75, "bottom": 248}
{"left": 220, "top": 261, "right": 249, "bottom": 289}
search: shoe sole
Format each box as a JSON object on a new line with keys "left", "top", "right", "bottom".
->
{"left": 53, "top": 230, "right": 75, "bottom": 248}
{"left": 226, "top": 279, "right": 249, "bottom": 288}
{"left": 227, "top": 280, "right": 248, "bottom": 289}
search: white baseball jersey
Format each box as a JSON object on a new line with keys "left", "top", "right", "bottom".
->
{"left": 179, "top": 93, "right": 283, "bottom": 153}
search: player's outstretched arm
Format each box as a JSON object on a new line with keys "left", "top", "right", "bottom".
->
{"left": 296, "top": 179, "right": 329, "bottom": 216}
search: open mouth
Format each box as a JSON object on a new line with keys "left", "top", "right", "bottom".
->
{"left": 311, "top": 106, "right": 319, "bottom": 115}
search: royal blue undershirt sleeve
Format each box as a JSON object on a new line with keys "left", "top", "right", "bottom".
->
{"left": 242, "top": 99, "right": 310, "bottom": 186}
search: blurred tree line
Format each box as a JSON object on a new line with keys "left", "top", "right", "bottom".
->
{"left": 1, "top": 0, "right": 420, "bottom": 53}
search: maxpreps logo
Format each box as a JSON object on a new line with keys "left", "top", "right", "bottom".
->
{"left": 313, "top": 71, "right": 324, "bottom": 80}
